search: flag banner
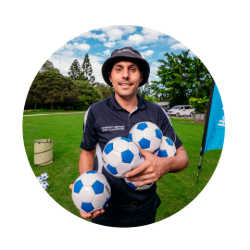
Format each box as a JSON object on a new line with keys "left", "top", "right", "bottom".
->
{"left": 202, "top": 82, "right": 225, "bottom": 154}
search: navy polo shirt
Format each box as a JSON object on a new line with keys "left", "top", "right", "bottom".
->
{"left": 80, "top": 93, "right": 182, "bottom": 201}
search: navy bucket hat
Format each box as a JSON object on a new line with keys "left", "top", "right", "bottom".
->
{"left": 101, "top": 47, "right": 150, "bottom": 87}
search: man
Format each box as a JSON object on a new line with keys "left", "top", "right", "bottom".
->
{"left": 70, "top": 47, "right": 189, "bottom": 227}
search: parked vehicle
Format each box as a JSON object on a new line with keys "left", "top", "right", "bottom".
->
{"left": 168, "top": 105, "right": 195, "bottom": 117}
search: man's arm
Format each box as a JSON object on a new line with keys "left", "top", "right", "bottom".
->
{"left": 79, "top": 148, "right": 96, "bottom": 175}
{"left": 124, "top": 146, "right": 189, "bottom": 187}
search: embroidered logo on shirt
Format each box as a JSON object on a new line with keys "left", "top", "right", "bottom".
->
{"left": 101, "top": 126, "right": 125, "bottom": 132}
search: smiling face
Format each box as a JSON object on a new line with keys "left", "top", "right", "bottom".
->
{"left": 108, "top": 60, "right": 143, "bottom": 99}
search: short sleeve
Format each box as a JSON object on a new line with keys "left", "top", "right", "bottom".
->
{"left": 158, "top": 107, "right": 183, "bottom": 149}
{"left": 80, "top": 106, "right": 98, "bottom": 151}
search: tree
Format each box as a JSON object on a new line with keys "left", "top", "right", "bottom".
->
{"left": 73, "top": 80, "right": 103, "bottom": 110}
{"left": 144, "top": 96, "right": 157, "bottom": 103}
{"left": 68, "top": 59, "right": 82, "bottom": 80}
{"left": 189, "top": 96, "right": 209, "bottom": 114}
{"left": 40, "top": 60, "right": 60, "bottom": 74}
{"left": 28, "top": 71, "right": 78, "bottom": 110}
{"left": 192, "top": 57, "right": 213, "bottom": 98}
{"left": 25, "top": 79, "right": 43, "bottom": 109}
{"left": 80, "top": 54, "right": 95, "bottom": 83}
{"left": 150, "top": 50, "right": 212, "bottom": 107}
{"left": 94, "top": 82, "right": 113, "bottom": 99}
{"left": 137, "top": 81, "right": 151, "bottom": 98}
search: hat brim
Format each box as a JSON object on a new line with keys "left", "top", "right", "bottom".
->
{"left": 102, "top": 54, "right": 150, "bottom": 87}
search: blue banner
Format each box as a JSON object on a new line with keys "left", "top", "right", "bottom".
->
{"left": 204, "top": 84, "right": 225, "bottom": 153}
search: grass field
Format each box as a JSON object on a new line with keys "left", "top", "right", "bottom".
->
{"left": 22, "top": 113, "right": 222, "bottom": 223}
{"left": 23, "top": 111, "right": 85, "bottom": 115}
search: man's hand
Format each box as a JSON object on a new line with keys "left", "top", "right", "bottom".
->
{"left": 124, "top": 148, "right": 168, "bottom": 187}
{"left": 69, "top": 184, "right": 107, "bottom": 219}
{"left": 124, "top": 146, "right": 189, "bottom": 187}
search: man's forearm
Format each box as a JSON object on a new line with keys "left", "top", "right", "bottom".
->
{"left": 160, "top": 146, "right": 189, "bottom": 174}
{"left": 78, "top": 148, "right": 96, "bottom": 175}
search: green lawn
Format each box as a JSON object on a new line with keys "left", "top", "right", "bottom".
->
{"left": 23, "top": 111, "right": 85, "bottom": 115}
{"left": 22, "top": 114, "right": 222, "bottom": 223}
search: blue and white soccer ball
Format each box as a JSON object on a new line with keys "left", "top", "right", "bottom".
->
{"left": 124, "top": 177, "right": 154, "bottom": 191}
{"left": 129, "top": 122, "right": 163, "bottom": 154}
{"left": 72, "top": 171, "right": 111, "bottom": 213}
{"left": 41, "top": 181, "right": 49, "bottom": 189}
{"left": 102, "top": 137, "right": 143, "bottom": 178}
{"left": 154, "top": 136, "right": 176, "bottom": 158}
{"left": 37, "top": 176, "right": 43, "bottom": 183}
{"left": 41, "top": 172, "right": 49, "bottom": 180}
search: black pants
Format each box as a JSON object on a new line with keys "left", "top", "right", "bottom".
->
{"left": 92, "top": 193, "right": 161, "bottom": 228}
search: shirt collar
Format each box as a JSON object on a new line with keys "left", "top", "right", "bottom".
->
{"left": 110, "top": 92, "right": 146, "bottom": 111}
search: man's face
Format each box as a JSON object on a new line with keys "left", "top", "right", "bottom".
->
{"left": 108, "top": 60, "right": 143, "bottom": 99}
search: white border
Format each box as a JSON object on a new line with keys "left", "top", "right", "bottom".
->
{"left": 1, "top": 1, "right": 249, "bottom": 249}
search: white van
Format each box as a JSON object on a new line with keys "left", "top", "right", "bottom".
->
{"left": 168, "top": 105, "right": 195, "bottom": 117}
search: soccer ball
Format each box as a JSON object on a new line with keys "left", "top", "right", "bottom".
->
{"left": 37, "top": 176, "right": 43, "bottom": 183}
{"left": 41, "top": 181, "right": 49, "bottom": 189}
{"left": 124, "top": 178, "right": 154, "bottom": 191}
{"left": 71, "top": 171, "right": 111, "bottom": 213}
{"left": 129, "top": 122, "right": 163, "bottom": 153}
{"left": 154, "top": 136, "right": 176, "bottom": 158}
{"left": 102, "top": 137, "right": 143, "bottom": 178}
{"left": 41, "top": 172, "right": 49, "bottom": 180}
{"left": 124, "top": 156, "right": 154, "bottom": 191}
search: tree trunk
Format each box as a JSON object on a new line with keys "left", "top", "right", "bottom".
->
{"left": 50, "top": 103, "right": 53, "bottom": 110}
{"left": 35, "top": 103, "right": 37, "bottom": 109}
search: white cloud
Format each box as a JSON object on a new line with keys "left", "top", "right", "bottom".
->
{"left": 141, "top": 50, "right": 154, "bottom": 58}
{"left": 80, "top": 31, "right": 106, "bottom": 42}
{"left": 166, "top": 37, "right": 177, "bottom": 44}
{"left": 99, "top": 37, "right": 107, "bottom": 42}
{"left": 104, "top": 41, "right": 116, "bottom": 48}
{"left": 152, "top": 62, "right": 161, "bottom": 67}
{"left": 55, "top": 42, "right": 91, "bottom": 53}
{"left": 105, "top": 27, "right": 124, "bottom": 41}
{"left": 119, "top": 34, "right": 144, "bottom": 46}
{"left": 138, "top": 46, "right": 149, "bottom": 49}
{"left": 141, "top": 27, "right": 165, "bottom": 43}
{"left": 74, "top": 43, "right": 91, "bottom": 51}
{"left": 170, "top": 43, "right": 188, "bottom": 50}
{"left": 88, "top": 55, "right": 105, "bottom": 83}
{"left": 119, "top": 27, "right": 165, "bottom": 47}
{"left": 103, "top": 49, "right": 111, "bottom": 56}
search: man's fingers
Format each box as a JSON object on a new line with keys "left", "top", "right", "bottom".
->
{"left": 139, "top": 148, "right": 151, "bottom": 158}
{"left": 125, "top": 161, "right": 148, "bottom": 177}
{"left": 79, "top": 210, "right": 92, "bottom": 219}
{"left": 69, "top": 184, "right": 73, "bottom": 190}
{"left": 134, "top": 179, "right": 155, "bottom": 187}
{"left": 79, "top": 208, "right": 105, "bottom": 219}
{"left": 128, "top": 173, "right": 153, "bottom": 182}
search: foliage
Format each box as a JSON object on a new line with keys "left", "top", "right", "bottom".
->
{"left": 26, "top": 72, "right": 79, "bottom": 110}
{"left": 68, "top": 59, "right": 82, "bottom": 80}
{"left": 40, "top": 60, "right": 60, "bottom": 74}
{"left": 79, "top": 54, "right": 95, "bottom": 83}
{"left": 150, "top": 50, "right": 213, "bottom": 108}
{"left": 137, "top": 81, "right": 151, "bottom": 98}
{"left": 144, "top": 96, "right": 157, "bottom": 103}
{"left": 189, "top": 96, "right": 209, "bottom": 114}
{"left": 93, "top": 82, "right": 113, "bottom": 99}
{"left": 73, "top": 80, "right": 103, "bottom": 109}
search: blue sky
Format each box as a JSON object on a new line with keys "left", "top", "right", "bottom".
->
{"left": 49, "top": 25, "right": 195, "bottom": 84}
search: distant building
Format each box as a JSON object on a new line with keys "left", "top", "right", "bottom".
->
{"left": 156, "top": 102, "right": 169, "bottom": 108}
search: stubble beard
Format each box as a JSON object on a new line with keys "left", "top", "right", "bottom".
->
{"left": 115, "top": 80, "right": 139, "bottom": 99}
